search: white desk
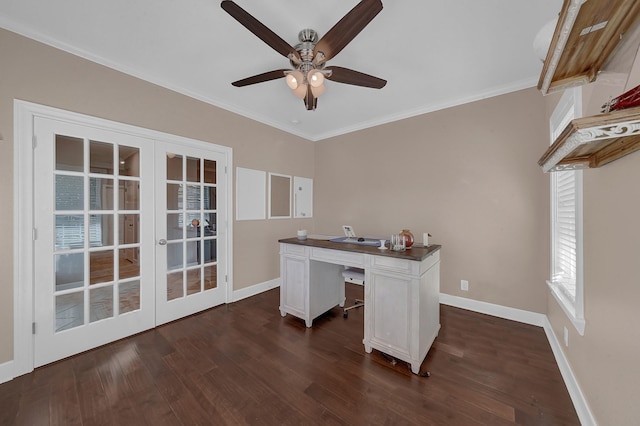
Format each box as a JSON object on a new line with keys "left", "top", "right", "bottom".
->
{"left": 279, "top": 238, "right": 441, "bottom": 374}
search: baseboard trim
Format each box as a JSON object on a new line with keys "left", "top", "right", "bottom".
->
{"left": 542, "top": 317, "right": 597, "bottom": 426}
{"left": 231, "top": 278, "right": 280, "bottom": 303}
{"left": 440, "top": 293, "right": 595, "bottom": 426}
{"left": 439, "top": 293, "right": 546, "bottom": 326}
{"left": 0, "top": 359, "right": 14, "bottom": 385}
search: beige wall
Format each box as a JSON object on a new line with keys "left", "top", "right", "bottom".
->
{"left": 581, "top": 154, "right": 640, "bottom": 424}
{"left": 0, "top": 28, "right": 314, "bottom": 363}
{"left": 546, "top": 150, "right": 640, "bottom": 425}
{"left": 313, "top": 88, "right": 550, "bottom": 313}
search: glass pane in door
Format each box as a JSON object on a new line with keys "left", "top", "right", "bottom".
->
{"left": 56, "top": 135, "right": 83, "bottom": 172}
{"left": 56, "top": 292, "right": 84, "bottom": 331}
{"left": 203, "top": 265, "right": 216, "bottom": 291}
{"left": 167, "top": 272, "right": 183, "bottom": 301}
{"left": 203, "top": 159, "right": 216, "bottom": 184}
{"left": 55, "top": 252, "right": 84, "bottom": 290}
{"left": 90, "top": 250, "right": 114, "bottom": 285}
{"left": 119, "top": 146, "right": 140, "bottom": 177}
{"left": 119, "top": 280, "right": 140, "bottom": 313}
{"left": 55, "top": 176, "right": 84, "bottom": 211}
{"left": 90, "top": 286, "right": 114, "bottom": 322}
{"left": 90, "top": 141, "right": 113, "bottom": 173}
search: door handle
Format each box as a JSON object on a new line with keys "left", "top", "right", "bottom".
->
{"left": 158, "top": 239, "right": 167, "bottom": 246}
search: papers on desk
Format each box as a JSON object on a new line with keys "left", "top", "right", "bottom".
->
{"left": 307, "top": 234, "right": 338, "bottom": 240}
{"left": 330, "top": 237, "right": 382, "bottom": 246}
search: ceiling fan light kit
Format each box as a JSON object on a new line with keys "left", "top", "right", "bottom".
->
{"left": 311, "top": 84, "right": 326, "bottom": 97}
{"left": 293, "top": 81, "right": 308, "bottom": 99}
{"left": 308, "top": 70, "right": 325, "bottom": 88}
{"left": 285, "top": 71, "right": 303, "bottom": 90}
{"left": 221, "top": 0, "right": 386, "bottom": 111}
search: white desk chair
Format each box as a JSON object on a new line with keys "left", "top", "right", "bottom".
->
{"left": 342, "top": 267, "right": 365, "bottom": 317}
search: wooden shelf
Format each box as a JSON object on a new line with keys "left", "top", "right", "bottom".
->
{"left": 538, "top": 106, "right": 640, "bottom": 172}
{"left": 538, "top": 0, "right": 640, "bottom": 95}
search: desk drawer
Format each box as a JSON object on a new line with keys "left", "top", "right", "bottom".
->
{"left": 310, "top": 247, "right": 364, "bottom": 267}
{"left": 369, "top": 255, "right": 416, "bottom": 275}
{"left": 281, "top": 243, "right": 308, "bottom": 257}
{"left": 420, "top": 250, "right": 440, "bottom": 274}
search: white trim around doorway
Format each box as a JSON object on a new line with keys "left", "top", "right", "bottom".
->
{"left": 13, "top": 100, "right": 233, "bottom": 379}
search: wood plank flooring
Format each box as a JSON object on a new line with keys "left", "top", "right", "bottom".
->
{"left": 0, "top": 284, "right": 580, "bottom": 425}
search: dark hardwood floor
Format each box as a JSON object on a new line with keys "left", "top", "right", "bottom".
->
{"left": 0, "top": 284, "right": 579, "bottom": 425}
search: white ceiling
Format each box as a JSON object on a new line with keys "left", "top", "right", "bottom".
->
{"left": 0, "top": 0, "right": 561, "bottom": 141}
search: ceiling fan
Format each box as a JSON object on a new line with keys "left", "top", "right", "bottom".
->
{"left": 220, "top": 0, "right": 386, "bottom": 111}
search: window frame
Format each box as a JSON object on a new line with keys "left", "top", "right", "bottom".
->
{"left": 547, "top": 87, "right": 585, "bottom": 335}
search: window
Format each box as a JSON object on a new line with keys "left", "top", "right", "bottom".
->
{"left": 548, "top": 87, "right": 585, "bottom": 335}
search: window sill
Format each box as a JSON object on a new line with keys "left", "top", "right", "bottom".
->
{"left": 547, "top": 280, "right": 585, "bottom": 335}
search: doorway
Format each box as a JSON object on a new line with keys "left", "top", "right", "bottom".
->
{"left": 15, "top": 102, "right": 232, "bottom": 370}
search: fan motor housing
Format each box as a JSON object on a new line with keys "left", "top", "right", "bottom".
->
{"left": 293, "top": 29, "right": 320, "bottom": 65}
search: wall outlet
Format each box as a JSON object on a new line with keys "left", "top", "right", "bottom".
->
{"left": 564, "top": 326, "right": 569, "bottom": 347}
{"left": 461, "top": 279, "right": 469, "bottom": 291}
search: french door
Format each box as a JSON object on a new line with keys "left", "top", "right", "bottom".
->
{"left": 155, "top": 143, "right": 227, "bottom": 325}
{"left": 32, "top": 114, "right": 228, "bottom": 367}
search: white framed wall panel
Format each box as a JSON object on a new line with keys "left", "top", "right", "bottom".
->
{"left": 236, "top": 167, "right": 266, "bottom": 221}
{"left": 294, "top": 176, "right": 313, "bottom": 218}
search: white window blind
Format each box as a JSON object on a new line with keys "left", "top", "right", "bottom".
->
{"left": 88, "top": 178, "right": 102, "bottom": 247}
{"left": 54, "top": 175, "right": 103, "bottom": 249}
{"left": 551, "top": 170, "right": 577, "bottom": 302}
{"left": 548, "top": 87, "right": 585, "bottom": 334}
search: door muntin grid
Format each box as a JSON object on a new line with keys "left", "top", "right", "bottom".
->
{"left": 54, "top": 135, "right": 142, "bottom": 331}
{"left": 165, "top": 154, "right": 218, "bottom": 301}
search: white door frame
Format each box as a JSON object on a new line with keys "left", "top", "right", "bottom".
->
{"left": 13, "top": 100, "right": 233, "bottom": 377}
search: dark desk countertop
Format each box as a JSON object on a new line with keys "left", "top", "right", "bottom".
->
{"left": 279, "top": 237, "right": 441, "bottom": 262}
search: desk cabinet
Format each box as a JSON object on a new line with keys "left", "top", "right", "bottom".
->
{"left": 364, "top": 251, "right": 440, "bottom": 374}
{"left": 279, "top": 243, "right": 346, "bottom": 327}
{"left": 279, "top": 249, "right": 308, "bottom": 322}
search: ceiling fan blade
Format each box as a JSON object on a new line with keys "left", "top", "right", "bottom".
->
{"left": 231, "top": 69, "right": 289, "bottom": 87}
{"left": 313, "top": 0, "right": 383, "bottom": 62}
{"left": 221, "top": 1, "right": 300, "bottom": 60}
{"left": 304, "top": 86, "right": 317, "bottom": 111}
{"left": 325, "top": 66, "right": 386, "bottom": 89}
